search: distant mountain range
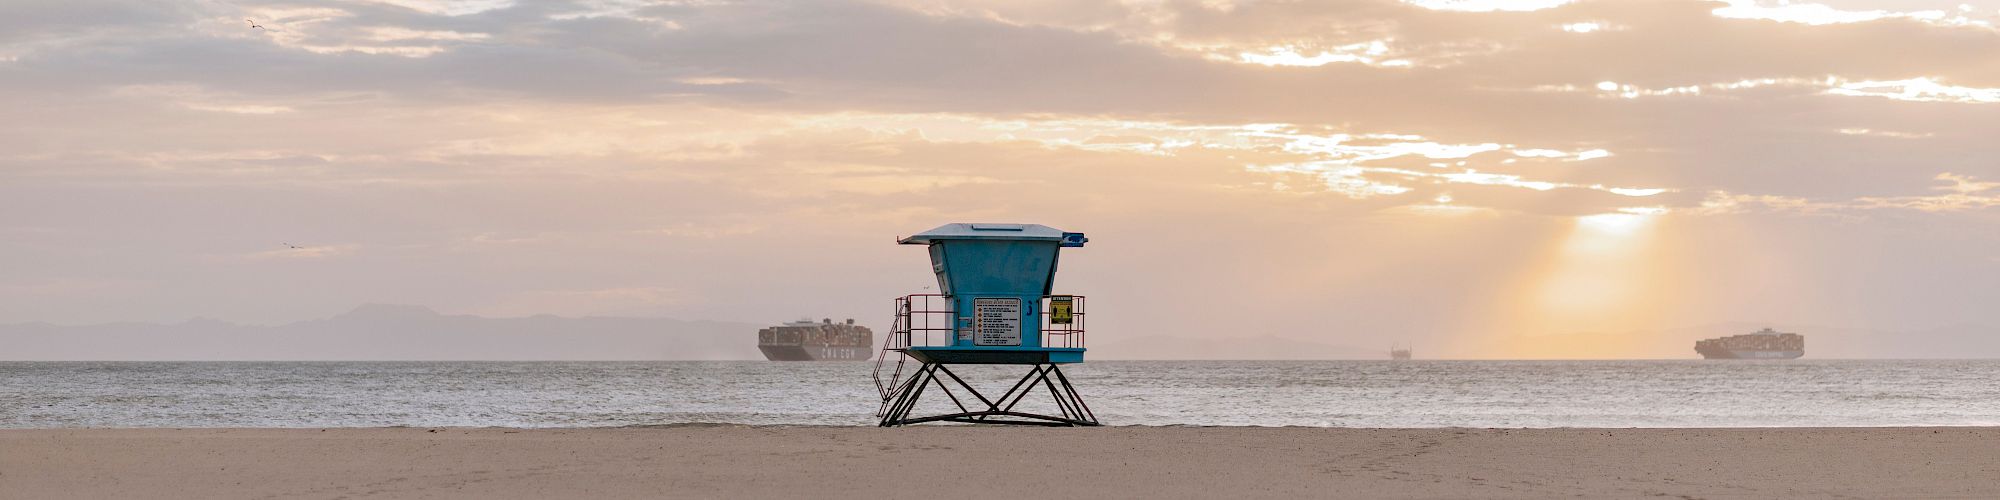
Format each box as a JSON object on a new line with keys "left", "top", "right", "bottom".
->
{"left": 1098, "top": 323, "right": 2000, "bottom": 360}
{"left": 1461, "top": 322, "right": 2000, "bottom": 360}
{"left": 0, "top": 304, "right": 1383, "bottom": 361}
{"left": 4, "top": 306, "right": 1994, "bottom": 360}
{"left": 1093, "top": 334, "right": 1378, "bottom": 360}
{"left": 0, "top": 304, "right": 768, "bottom": 361}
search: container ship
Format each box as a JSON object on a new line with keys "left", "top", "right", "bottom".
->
{"left": 1695, "top": 328, "right": 1804, "bottom": 359}
{"left": 758, "top": 318, "right": 874, "bottom": 361}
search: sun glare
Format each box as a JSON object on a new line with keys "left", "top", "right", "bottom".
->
{"left": 1577, "top": 213, "right": 1648, "bottom": 236}
{"left": 1486, "top": 211, "right": 1671, "bottom": 358}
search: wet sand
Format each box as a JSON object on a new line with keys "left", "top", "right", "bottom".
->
{"left": 3, "top": 426, "right": 1996, "bottom": 499}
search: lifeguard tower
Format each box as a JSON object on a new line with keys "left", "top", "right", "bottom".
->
{"left": 872, "top": 223, "right": 1097, "bottom": 426}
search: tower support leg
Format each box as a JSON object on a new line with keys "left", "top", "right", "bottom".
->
{"left": 876, "top": 363, "right": 1099, "bottom": 427}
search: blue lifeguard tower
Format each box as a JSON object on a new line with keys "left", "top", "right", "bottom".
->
{"left": 872, "top": 223, "right": 1097, "bottom": 426}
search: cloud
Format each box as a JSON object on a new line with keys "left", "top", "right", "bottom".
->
{"left": 1854, "top": 173, "right": 2000, "bottom": 212}
{"left": 1711, "top": 0, "right": 1997, "bottom": 28}
{"left": 1698, "top": 173, "right": 2000, "bottom": 214}
{"left": 5, "top": 1, "right": 1994, "bottom": 210}
{"left": 245, "top": 6, "right": 498, "bottom": 57}
{"left": 1235, "top": 41, "right": 1412, "bottom": 68}
{"left": 0, "top": 277, "right": 151, "bottom": 299}
{"left": 110, "top": 84, "right": 297, "bottom": 114}
{"left": 1828, "top": 77, "right": 2000, "bottom": 103}
{"left": 3, "top": 0, "right": 2000, "bottom": 339}
{"left": 1836, "top": 128, "right": 1933, "bottom": 138}
{"left": 247, "top": 244, "right": 358, "bottom": 260}
{"left": 1402, "top": 0, "right": 1574, "bottom": 11}
{"left": 470, "top": 285, "right": 697, "bottom": 317}
{"left": 361, "top": 0, "right": 516, "bottom": 17}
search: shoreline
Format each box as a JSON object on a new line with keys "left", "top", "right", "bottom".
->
{"left": 5, "top": 427, "right": 1997, "bottom": 499}
{"left": 9, "top": 423, "right": 2000, "bottom": 429}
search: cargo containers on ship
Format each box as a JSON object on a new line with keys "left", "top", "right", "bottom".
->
{"left": 1695, "top": 328, "right": 1804, "bottom": 359}
{"left": 758, "top": 318, "right": 875, "bottom": 361}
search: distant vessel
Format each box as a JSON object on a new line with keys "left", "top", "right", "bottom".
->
{"left": 1695, "top": 328, "right": 1804, "bottom": 359}
{"left": 1389, "top": 345, "right": 1412, "bottom": 360}
{"left": 759, "top": 318, "right": 874, "bottom": 361}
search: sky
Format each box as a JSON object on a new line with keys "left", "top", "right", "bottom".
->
{"left": 3, "top": 0, "right": 1998, "bottom": 358}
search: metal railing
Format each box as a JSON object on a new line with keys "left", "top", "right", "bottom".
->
{"left": 882, "top": 294, "right": 1087, "bottom": 350}
{"left": 1039, "top": 295, "right": 1086, "bottom": 349}
{"left": 874, "top": 294, "right": 952, "bottom": 402}
{"left": 874, "top": 293, "right": 1090, "bottom": 406}
{"left": 888, "top": 294, "right": 956, "bottom": 349}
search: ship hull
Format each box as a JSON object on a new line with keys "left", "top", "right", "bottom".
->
{"left": 1697, "top": 349, "right": 1803, "bottom": 360}
{"left": 758, "top": 345, "right": 872, "bottom": 361}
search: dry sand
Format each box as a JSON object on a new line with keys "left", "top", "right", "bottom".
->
{"left": 2, "top": 426, "right": 1996, "bottom": 499}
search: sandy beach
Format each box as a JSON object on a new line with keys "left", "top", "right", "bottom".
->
{"left": 2, "top": 426, "right": 1995, "bottom": 499}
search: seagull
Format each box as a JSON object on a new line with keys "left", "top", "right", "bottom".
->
{"left": 283, "top": 243, "right": 303, "bottom": 249}
{"left": 247, "top": 19, "right": 266, "bottom": 30}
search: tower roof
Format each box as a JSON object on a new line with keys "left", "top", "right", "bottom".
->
{"left": 897, "top": 223, "right": 1077, "bottom": 245}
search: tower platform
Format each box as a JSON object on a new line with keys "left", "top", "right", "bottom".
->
{"left": 903, "top": 346, "right": 1085, "bottom": 365}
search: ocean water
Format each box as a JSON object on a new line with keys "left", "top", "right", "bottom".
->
{"left": 3, "top": 360, "right": 1998, "bottom": 428}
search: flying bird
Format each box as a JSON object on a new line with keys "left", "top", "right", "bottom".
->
{"left": 247, "top": 19, "right": 266, "bottom": 30}
{"left": 283, "top": 243, "right": 303, "bottom": 249}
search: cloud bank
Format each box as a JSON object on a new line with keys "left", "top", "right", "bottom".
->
{"left": 4, "top": 0, "right": 1998, "bottom": 357}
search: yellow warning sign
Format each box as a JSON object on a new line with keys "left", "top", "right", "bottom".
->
{"left": 1049, "top": 296, "right": 1074, "bottom": 324}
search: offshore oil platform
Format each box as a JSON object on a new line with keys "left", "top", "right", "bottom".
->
{"left": 872, "top": 223, "right": 1096, "bottom": 426}
{"left": 1389, "top": 345, "right": 1412, "bottom": 360}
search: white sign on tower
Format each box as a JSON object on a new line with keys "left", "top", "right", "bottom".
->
{"left": 972, "top": 297, "right": 1022, "bottom": 346}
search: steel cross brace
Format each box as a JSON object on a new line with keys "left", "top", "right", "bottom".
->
{"left": 877, "top": 363, "right": 1099, "bottom": 427}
